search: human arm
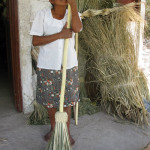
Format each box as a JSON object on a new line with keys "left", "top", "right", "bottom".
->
{"left": 32, "top": 33, "right": 61, "bottom": 46}
{"left": 32, "top": 23, "right": 72, "bottom": 46}
{"left": 67, "top": 0, "right": 82, "bottom": 33}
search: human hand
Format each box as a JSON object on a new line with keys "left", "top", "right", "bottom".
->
{"left": 59, "top": 23, "right": 72, "bottom": 39}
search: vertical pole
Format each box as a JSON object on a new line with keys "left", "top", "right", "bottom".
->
{"left": 59, "top": 5, "right": 71, "bottom": 112}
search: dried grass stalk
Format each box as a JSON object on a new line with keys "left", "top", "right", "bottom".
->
{"left": 31, "top": 46, "right": 39, "bottom": 62}
{"left": 29, "top": 100, "right": 49, "bottom": 125}
{"left": 81, "top": 2, "right": 142, "bottom": 23}
{"left": 78, "top": 2, "right": 150, "bottom": 125}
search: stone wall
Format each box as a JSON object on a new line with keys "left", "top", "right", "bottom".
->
{"left": 18, "top": 0, "right": 51, "bottom": 114}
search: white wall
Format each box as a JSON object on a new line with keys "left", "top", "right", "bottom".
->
{"left": 138, "top": 0, "right": 150, "bottom": 91}
{"left": 18, "top": 0, "right": 51, "bottom": 114}
{"left": 138, "top": 0, "right": 146, "bottom": 68}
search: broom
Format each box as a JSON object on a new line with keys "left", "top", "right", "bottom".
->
{"left": 29, "top": 46, "right": 49, "bottom": 125}
{"left": 46, "top": 4, "right": 72, "bottom": 150}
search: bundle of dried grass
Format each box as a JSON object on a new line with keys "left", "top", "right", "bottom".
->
{"left": 28, "top": 46, "right": 50, "bottom": 125}
{"left": 29, "top": 100, "right": 49, "bottom": 125}
{"left": 31, "top": 46, "right": 39, "bottom": 63}
{"left": 81, "top": 3, "right": 142, "bottom": 20}
{"left": 76, "top": 0, "right": 112, "bottom": 117}
{"left": 78, "top": 1, "right": 150, "bottom": 125}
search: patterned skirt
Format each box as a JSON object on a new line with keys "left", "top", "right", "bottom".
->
{"left": 36, "top": 66, "right": 80, "bottom": 108}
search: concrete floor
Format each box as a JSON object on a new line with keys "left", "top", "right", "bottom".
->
{"left": 0, "top": 71, "right": 150, "bottom": 150}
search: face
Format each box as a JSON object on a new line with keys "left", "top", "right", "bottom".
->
{"left": 49, "top": 0, "right": 68, "bottom": 6}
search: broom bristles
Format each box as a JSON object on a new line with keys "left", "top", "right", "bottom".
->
{"left": 46, "top": 112, "right": 72, "bottom": 150}
{"left": 28, "top": 100, "right": 49, "bottom": 125}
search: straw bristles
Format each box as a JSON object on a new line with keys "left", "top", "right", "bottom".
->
{"left": 81, "top": 3, "right": 142, "bottom": 23}
{"left": 46, "top": 112, "right": 72, "bottom": 150}
{"left": 78, "top": 2, "right": 150, "bottom": 125}
{"left": 29, "top": 100, "right": 49, "bottom": 125}
{"left": 46, "top": 123, "right": 71, "bottom": 150}
{"left": 31, "top": 46, "right": 39, "bottom": 62}
{"left": 77, "top": 0, "right": 113, "bottom": 12}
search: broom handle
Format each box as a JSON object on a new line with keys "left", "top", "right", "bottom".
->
{"left": 75, "top": 33, "right": 79, "bottom": 125}
{"left": 59, "top": 5, "right": 71, "bottom": 113}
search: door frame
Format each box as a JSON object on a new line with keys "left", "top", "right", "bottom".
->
{"left": 7, "top": 0, "right": 23, "bottom": 112}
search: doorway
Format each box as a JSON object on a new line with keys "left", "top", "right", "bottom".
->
{"left": 0, "top": 0, "right": 23, "bottom": 112}
{"left": 0, "top": 1, "right": 8, "bottom": 73}
{"left": 0, "top": 0, "right": 14, "bottom": 114}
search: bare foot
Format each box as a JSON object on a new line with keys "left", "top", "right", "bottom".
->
{"left": 143, "top": 142, "right": 150, "bottom": 150}
{"left": 69, "top": 135, "right": 75, "bottom": 146}
{"left": 44, "top": 130, "right": 53, "bottom": 141}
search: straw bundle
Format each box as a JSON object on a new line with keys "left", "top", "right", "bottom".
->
{"left": 29, "top": 100, "right": 50, "bottom": 125}
{"left": 31, "top": 46, "right": 39, "bottom": 63}
{"left": 145, "top": 0, "right": 150, "bottom": 38}
{"left": 81, "top": 3, "right": 142, "bottom": 20}
{"left": 28, "top": 47, "right": 50, "bottom": 125}
{"left": 78, "top": 1, "right": 150, "bottom": 125}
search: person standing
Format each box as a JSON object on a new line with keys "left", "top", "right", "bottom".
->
{"left": 30, "top": 0, "right": 82, "bottom": 146}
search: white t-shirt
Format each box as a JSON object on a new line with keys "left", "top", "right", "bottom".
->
{"left": 30, "top": 7, "right": 82, "bottom": 70}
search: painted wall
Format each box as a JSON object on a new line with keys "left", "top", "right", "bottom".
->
{"left": 18, "top": 0, "right": 51, "bottom": 114}
{"left": 139, "top": 0, "right": 150, "bottom": 91}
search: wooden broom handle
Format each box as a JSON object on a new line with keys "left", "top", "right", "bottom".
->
{"left": 59, "top": 5, "right": 71, "bottom": 112}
